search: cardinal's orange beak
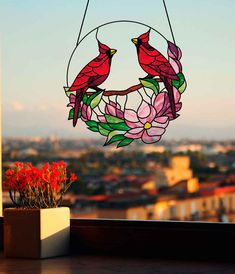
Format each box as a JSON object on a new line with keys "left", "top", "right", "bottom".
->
{"left": 110, "top": 49, "right": 117, "bottom": 55}
{"left": 131, "top": 38, "right": 138, "bottom": 45}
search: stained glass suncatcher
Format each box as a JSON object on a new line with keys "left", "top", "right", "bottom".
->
{"left": 64, "top": 5, "right": 187, "bottom": 148}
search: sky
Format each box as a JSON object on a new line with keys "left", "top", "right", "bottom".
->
{"left": 1, "top": 0, "right": 235, "bottom": 140}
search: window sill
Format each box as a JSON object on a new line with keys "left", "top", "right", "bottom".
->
{"left": 1, "top": 252, "right": 235, "bottom": 273}
{"left": 1, "top": 217, "right": 235, "bottom": 261}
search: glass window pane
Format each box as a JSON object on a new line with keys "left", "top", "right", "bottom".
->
{"left": 2, "top": 0, "right": 235, "bottom": 224}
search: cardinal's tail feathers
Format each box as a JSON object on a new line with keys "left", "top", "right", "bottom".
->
{"left": 162, "top": 77, "right": 176, "bottom": 119}
{"left": 73, "top": 88, "right": 87, "bottom": 127}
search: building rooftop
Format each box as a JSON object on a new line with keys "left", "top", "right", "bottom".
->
{"left": 97, "top": 192, "right": 157, "bottom": 209}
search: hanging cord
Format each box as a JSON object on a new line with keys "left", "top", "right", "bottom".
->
{"left": 162, "top": 0, "right": 176, "bottom": 44}
{"left": 66, "top": 0, "right": 90, "bottom": 86}
{"left": 76, "top": 0, "right": 90, "bottom": 46}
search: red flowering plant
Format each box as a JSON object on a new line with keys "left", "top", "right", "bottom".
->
{"left": 3, "top": 161, "right": 77, "bottom": 209}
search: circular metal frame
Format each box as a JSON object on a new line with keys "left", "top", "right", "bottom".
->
{"left": 66, "top": 19, "right": 169, "bottom": 86}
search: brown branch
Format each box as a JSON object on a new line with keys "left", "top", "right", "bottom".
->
{"left": 87, "top": 78, "right": 162, "bottom": 96}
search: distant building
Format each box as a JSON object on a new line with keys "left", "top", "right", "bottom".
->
{"left": 96, "top": 193, "right": 156, "bottom": 220}
{"left": 173, "top": 144, "right": 203, "bottom": 153}
{"left": 154, "top": 185, "right": 235, "bottom": 222}
{"left": 66, "top": 192, "right": 156, "bottom": 220}
{"left": 18, "top": 148, "right": 39, "bottom": 158}
{"left": 94, "top": 182, "right": 235, "bottom": 222}
{"left": 187, "top": 178, "right": 200, "bottom": 193}
{"left": 155, "top": 156, "right": 193, "bottom": 188}
{"left": 2, "top": 190, "right": 12, "bottom": 206}
{"left": 141, "top": 180, "right": 157, "bottom": 194}
{"left": 141, "top": 145, "right": 166, "bottom": 154}
{"left": 98, "top": 205, "right": 151, "bottom": 220}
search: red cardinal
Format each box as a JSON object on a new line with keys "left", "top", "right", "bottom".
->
{"left": 69, "top": 41, "right": 117, "bottom": 127}
{"left": 132, "top": 29, "right": 178, "bottom": 119}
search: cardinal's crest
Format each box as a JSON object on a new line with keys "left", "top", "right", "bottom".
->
{"left": 64, "top": 27, "right": 186, "bottom": 148}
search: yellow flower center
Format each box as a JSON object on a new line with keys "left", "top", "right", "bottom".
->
{"left": 144, "top": 122, "right": 152, "bottom": 129}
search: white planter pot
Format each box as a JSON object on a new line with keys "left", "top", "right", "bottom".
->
{"left": 4, "top": 207, "right": 70, "bottom": 258}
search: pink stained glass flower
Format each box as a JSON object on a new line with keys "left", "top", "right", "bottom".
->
{"left": 105, "top": 100, "right": 124, "bottom": 119}
{"left": 67, "top": 95, "right": 91, "bottom": 122}
{"left": 124, "top": 101, "right": 169, "bottom": 144}
{"left": 98, "top": 100, "right": 124, "bottom": 123}
{"left": 97, "top": 115, "right": 106, "bottom": 123}
{"left": 152, "top": 88, "right": 182, "bottom": 120}
{"left": 67, "top": 94, "right": 76, "bottom": 108}
{"left": 80, "top": 102, "right": 92, "bottom": 122}
{"left": 167, "top": 41, "right": 182, "bottom": 74}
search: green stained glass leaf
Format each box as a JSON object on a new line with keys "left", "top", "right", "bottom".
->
{"left": 106, "top": 130, "right": 125, "bottom": 145}
{"left": 172, "top": 73, "right": 187, "bottom": 93}
{"left": 68, "top": 108, "right": 74, "bottom": 120}
{"left": 82, "top": 93, "right": 88, "bottom": 104}
{"left": 99, "top": 123, "right": 113, "bottom": 131}
{"left": 86, "top": 91, "right": 103, "bottom": 109}
{"left": 109, "top": 122, "right": 130, "bottom": 131}
{"left": 86, "top": 120, "right": 98, "bottom": 128}
{"left": 106, "top": 134, "right": 126, "bottom": 145}
{"left": 64, "top": 87, "right": 75, "bottom": 98}
{"left": 87, "top": 91, "right": 102, "bottom": 105}
{"left": 140, "top": 78, "right": 160, "bottom": 94}
{"left": 98, "top": 125, "right": 110, "bottom": 136}
{"left": 179, "top": 79, "right": 187, "bottom": 94}
{"left": 105, "top": 115, "right": 124, "bottom": 124}
{"left": 88, "top": 127, "right": 99, "bottom": 132}
{"left": 117, "top": 138, "right": 134, "bottom": 148}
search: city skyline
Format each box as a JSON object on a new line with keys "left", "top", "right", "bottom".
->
{"left": 1, "top": 0, "right": 235, "bottom": 140}
{"left": 3, "top": 136, "right": 235, "bottom": 223}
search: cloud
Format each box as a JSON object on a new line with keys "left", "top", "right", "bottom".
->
{"left": 11, "top": 101, "right": 25, "bottom": 111}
